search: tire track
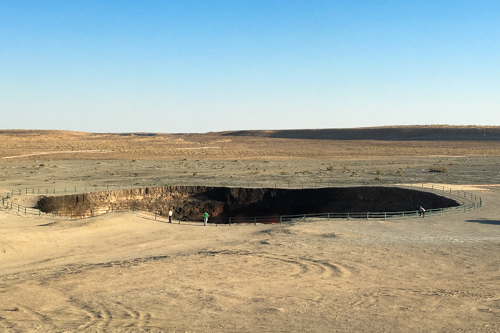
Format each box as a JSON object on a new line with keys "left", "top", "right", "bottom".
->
{"left": 0, "top": 314, "right": 21, "bottom": 333}
{"left": 69, "top": 299, "right": 101, "bottom": 331}
{"left": 96, "top": 307, "right": 112, "bottom": 327}
{"left": 111, "top": 301, "right": 152, "bottom": 328}
{"left": 22, "top": 306, "right": 57, "bottom": 332}
{"left": 201, "top": 250, "right": 350, "bottom": 279}
{"left": 69, "top": 298, "right": 153, "bottom": 331}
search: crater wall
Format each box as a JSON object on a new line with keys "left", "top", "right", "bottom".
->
{"left": 36, "top": 186, "right": 460, "bottom": 221}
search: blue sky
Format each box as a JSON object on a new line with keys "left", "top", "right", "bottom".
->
{"left": 1, "top": 1, "right": 499, "bottom": 133}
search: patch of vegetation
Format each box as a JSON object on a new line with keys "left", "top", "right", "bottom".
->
{"left": 429, "top": 165, "right": 448, "bottom": 173}
{"left": 393, "top": 169, "right": 404, "bottom": 177}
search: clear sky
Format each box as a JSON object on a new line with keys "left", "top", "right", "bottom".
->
{"left": 1, "top": 1, "right": 499, "bottom": 133}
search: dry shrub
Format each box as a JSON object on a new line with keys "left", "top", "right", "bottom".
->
{"left": 430, "top": 165, "right": 448, "bottom": 173}
{"left": 393, "top": 170, "right": 404, "bottom": 177}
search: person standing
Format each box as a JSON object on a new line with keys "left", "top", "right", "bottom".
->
{"left": 203, "top": 212, "right": 209, "bottom": 226}
{"left": 419, "top": 206, "right": 426, "bottom": 218}
{"left": 168, "top": 209, "right": 173, "bottom": 223}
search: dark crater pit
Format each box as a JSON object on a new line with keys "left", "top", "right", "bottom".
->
{"left": 36, "top": 186, "right": 460, "bottom": 223}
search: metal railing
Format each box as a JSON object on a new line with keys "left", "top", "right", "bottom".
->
{"left": 1, "top": 182, "right": 482, "bottom": 223}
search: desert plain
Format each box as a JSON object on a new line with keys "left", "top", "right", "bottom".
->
{"left": 1, "top": 128, "right": 500, "bottom": 332}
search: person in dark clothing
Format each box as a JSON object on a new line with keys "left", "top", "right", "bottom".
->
{"left": 419, "top": 206, "right": 426, "bottom": 218}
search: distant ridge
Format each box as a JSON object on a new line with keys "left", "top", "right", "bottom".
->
{"left": 2, "top": 126, "right": 500, "bottom": 141}
{"left": 221, "top": 125, "right": 500, "bottom": 141}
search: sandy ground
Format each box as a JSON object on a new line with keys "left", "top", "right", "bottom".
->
{"left": 2, "top": 187, "right": 500, "bottom": 332}
{"left": 1, "top": 133, "right": 500, "bottom": 332}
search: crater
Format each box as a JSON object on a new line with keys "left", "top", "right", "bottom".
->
{"left": 35, "top": 186, "right": 460, "bottom": 222}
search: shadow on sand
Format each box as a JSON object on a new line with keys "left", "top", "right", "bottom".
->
{"left": 466, "top": 219, "right": 500, "bottom": 225}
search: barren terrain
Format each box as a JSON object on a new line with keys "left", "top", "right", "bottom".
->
{"left": 1, "top": 128, "right": 500, "bottom": 332}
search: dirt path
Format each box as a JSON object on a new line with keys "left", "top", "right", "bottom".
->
{"left": 1, "top": 150, "right": 111, "bottom": 159}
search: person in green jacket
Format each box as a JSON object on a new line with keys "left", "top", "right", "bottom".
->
{"left": 203, "top": 212, "right": 209, "bottom": 226}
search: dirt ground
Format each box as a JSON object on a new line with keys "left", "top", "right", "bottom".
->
{"left": 1, "top": 131, "right": 500, "bottom": 332}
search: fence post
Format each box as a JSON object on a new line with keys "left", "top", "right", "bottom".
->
{"left": 402, "top": 212, "right": 404, "bottom": 219}
{"left": 347, "top": 213, "right": 350, "bottom": 220}
{"left": 279, "top": 216, "right": 282, "bottom": 224}
{"left": 384, "top": 212, "right": 386, "bottom": 221}
{"left": 91, "top": 209, "right": 93, "bottom": 217}
{"left": 229, "top": 217, "right": 231, "bottom": 226}
{"left": 132, "top": 204, "right": 135, "bottom": 213}
{"left": 254, "top": 217, "right": 257, "bottom": 225}
{"left": 366, "top": 212, "right": 369, "bottom": 220}
{"left": 327, "top": 213, "right": 330, "bottom": 221}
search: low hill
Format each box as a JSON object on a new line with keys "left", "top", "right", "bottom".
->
{"left": 221, "top": 125, "right": 500, "bottom": 141}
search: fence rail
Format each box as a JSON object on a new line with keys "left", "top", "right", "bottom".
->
{"left": 1, "top": 182, "right": 482, "bottom": 224}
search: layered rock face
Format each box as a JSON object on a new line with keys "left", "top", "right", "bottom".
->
{"left": 35, "top": 186, "right": 460, "bottom": 222}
